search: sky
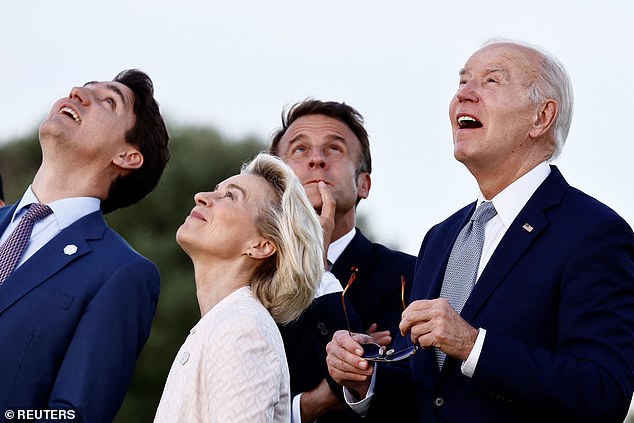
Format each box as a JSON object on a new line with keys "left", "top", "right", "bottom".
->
{"left": 1, "top": 0, "right": 633, "bottom": 255}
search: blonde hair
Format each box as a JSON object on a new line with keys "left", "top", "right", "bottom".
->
{"left": 242, "top": 153, "right": 323, "bottom": 325}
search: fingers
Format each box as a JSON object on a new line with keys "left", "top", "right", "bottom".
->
{"left": 398, "top": 299, "right": 478, "bottom": 360}
{"left": 366, "top": 324, "right": 392, "bottom": 346}
{"left": 326, "top": 331, "right": 374, "bottom": 385}
{"left": 318, "top": 181, "right": 336, "bottom": 223}
{"left": 366, "top": 323, "right": 378, "bottom": 334}
{"left": 317, "top": 182, "right": 336, "bottom": 252}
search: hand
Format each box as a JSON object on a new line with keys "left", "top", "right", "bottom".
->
{"left": 326, "top": 330, "right": 374, "bottom": 399}
{"left": 317, "top": 181, "right": 336, "bottom": 266}
{"left": 399, "top": 298, "right": 478, "bottom": 361}
{"left": 366, "top": 323, "right": 391, "bottom": 347}
{"left": 299, "top": 378, "right": 344, "bottom": 422}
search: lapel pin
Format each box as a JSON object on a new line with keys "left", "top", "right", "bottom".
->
{"left": 63, "top": 244, "right": 78, "bottom": 255}
{"left": 522, "top": 223, "right": 534, "bottom": 233}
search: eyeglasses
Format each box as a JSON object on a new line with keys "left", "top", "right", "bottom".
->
{"left": 341, "top": 267, "right": 418, "bottom": 362}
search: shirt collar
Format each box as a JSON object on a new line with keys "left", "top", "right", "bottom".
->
{"left": 327, "top": 227, "right": 356, "bottom": 265}
{"left": 479, "top": 162, "right": 551, "bottom": 228}
{"left": 13, "top": 186, "right": 101, "bottom": 230}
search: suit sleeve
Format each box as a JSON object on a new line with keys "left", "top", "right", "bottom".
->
{"left": 473, "top": 216, "right": 634, "bottom": 421}
{"left": 46, "top": 257, "right": 159, "bottom": 422}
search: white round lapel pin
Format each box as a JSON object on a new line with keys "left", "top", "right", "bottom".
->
{"left": 63, "top": 244, "right": 78, "bottom": 255}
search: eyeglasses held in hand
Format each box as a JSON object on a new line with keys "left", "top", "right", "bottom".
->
{"left": 341, "top": 268, "right": 418, "bottom": 362}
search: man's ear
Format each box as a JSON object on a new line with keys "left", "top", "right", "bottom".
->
{"left": 113, "top": 148, "right": 144, "bottom": 170}
{"left": 356, "top": 172, "right": 371, "bottom": 200}
{"left": 529, "top": 100, "right": 558, "bottom": 139}
{"left": 246, "top": 239, "right": 277, "bottom": 260}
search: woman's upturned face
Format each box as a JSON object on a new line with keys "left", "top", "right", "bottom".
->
{"left": 177, "top": 173, "right": 274, "bottom": 259}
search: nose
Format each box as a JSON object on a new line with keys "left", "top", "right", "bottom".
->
{"left": 194, "top": 192, "right": 212, "bottom": 206}
{"left": 68, "top": 86, "right": 91, "bottom": 104}
{"left": 455, "top": 79, "right": 478, "bottom": 103}
{"left": 308, "top": 149, "right": 326, "bottom": 169}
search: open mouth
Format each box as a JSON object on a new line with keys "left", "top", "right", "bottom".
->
{"left": 457, "top": 115, "right": 482, "bottom": 129}
{"left": 59, "top": 107, "right": 80, "bottom": 123}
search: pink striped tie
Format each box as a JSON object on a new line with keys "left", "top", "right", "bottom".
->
{"left": 0, "top": 203, "right": 53, "bottom": 284}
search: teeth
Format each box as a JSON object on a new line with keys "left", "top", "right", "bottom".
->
{"left": 458, "top": 116, "right": 477, "bottom": 124}
{"left": 59, "top": 107, "right": 80, "bottom": 123}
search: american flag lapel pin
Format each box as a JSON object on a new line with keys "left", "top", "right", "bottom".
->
{"left": 522, "top": 223, "right": 534, "bottom": 233}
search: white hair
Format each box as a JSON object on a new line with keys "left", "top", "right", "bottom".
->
{"left": 482, "top": 38, "right": 574, "bottom": 159}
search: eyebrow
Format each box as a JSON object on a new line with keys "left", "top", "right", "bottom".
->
{"left": 459, "top": 66, "right": 508, "bottom": 77}
{"left": 214, "top": 183, "right": 247, "bottom": 197}
{"left": 288, "top": 133, "right": 346, "bottom": 145}
{"left": 83, "top": 81, "right": 127, "bottom": 106}
{"left": 484, "top": 66, "right": 508, "bottom": 75}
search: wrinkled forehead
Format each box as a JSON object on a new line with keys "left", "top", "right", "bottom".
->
{"left": 465, "top": 43, "right": 541, "bottom": 81}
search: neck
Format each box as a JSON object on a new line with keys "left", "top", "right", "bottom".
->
{"left": 32, "top": 161, "right": 114, "bottom": 204}
{"left": 331, "top": 208, "right": 356, "bottom": 243}
{"left": 468, "top": 154, "right": 548, "bottom": 200}
{"left": 192, "top": 258, "right": 253, "bottom": 316}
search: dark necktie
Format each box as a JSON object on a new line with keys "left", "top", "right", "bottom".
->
{"left": 435, "top": 201, "right": 497, "bottom": 368}
{"left": 0, "top": 203, "right": 53, "bottom": 284}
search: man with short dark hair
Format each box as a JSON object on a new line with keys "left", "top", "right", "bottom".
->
{"left": 0, "top": 69, "right": 169, "bottom": 422}
{"left": 271, "top": 99, "right": 416, "bottom": 422}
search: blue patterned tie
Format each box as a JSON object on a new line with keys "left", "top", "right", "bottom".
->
{"left": 435, "top": 201, "right": 497, "bottom": 368}
{"left": 0, "top": 203, "right": 53, "bottom": 284}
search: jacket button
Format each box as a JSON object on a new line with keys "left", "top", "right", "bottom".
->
{"left": 434, "top": 397, "right": 444, "bottom": 407}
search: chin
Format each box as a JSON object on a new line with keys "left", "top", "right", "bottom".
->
{"left": 175, "top": 225, "right": 189, "bottom": 245}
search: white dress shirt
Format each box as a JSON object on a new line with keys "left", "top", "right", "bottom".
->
{"left": 346, "top": 162, "right": 552, "bottom": 414}
{"left": 0, "top": 186, "right": 100, "bottom": 269}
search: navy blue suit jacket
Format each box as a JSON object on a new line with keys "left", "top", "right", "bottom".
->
{"left": 371, "top": 167, "right": 634, "bottom": 422}
{"left": 281, "top": 229, "right": 415, "bottom": 422}
{"left": 0, "top": 205, "right": 159, "bottom": 422}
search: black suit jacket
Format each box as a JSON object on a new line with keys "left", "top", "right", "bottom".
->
{"left": 280, "top": 229, "right": 415, "bottom": 422}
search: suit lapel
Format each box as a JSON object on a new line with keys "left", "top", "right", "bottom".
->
{"left": 461, "top": 166, "right": 569, "bottom": 321}
{"left": 0, "top": 211, "right": 107, "bottom": 315}
{"left": 0, "top": 203, "right": 18, "bottom": 234}
{"left": 411, "top": 204, "right": 475, "bottom": 303}
{"left": 331, "top": 229, "right": 372, "bottom": 288}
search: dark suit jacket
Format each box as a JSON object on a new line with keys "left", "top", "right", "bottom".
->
{"left": 280, "top": 228, "right": 415, "bottom": 422}
{"left": 371, "top": 166, "right": 634, "bottom": 422}
{"left": 330, "top": 229, "right": 416, "bottom": 340}
{"left": 0, "top": 205, "right": 160, "bottom": 423}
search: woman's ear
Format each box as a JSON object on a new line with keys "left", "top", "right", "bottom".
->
{"left": 246, "top": 239, "right": 276, "bottom": 259}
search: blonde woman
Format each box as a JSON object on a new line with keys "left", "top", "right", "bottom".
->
{"left": 154, "top": 153, "right": 323, "bottom": 422}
